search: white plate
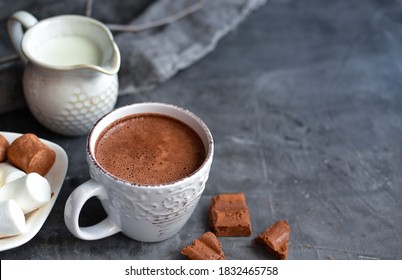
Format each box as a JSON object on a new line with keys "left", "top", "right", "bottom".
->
{"left": 0, "top": 131, "right": 68, "bottom": 251}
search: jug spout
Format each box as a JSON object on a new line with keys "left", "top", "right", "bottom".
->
{"left": 67, "top": 18, "right": 121, "bottom": 75}
{"left": 57, "top": 22, "right": 121, "bottom": 75}
{"left": 94, "top": 40, "right": 121, "bottom": 75}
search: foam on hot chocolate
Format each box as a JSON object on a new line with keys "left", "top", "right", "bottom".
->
{"left": 95, "top": 113, "right": 206, "bottom": 185}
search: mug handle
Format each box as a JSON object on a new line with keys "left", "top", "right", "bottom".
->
{"left": 64, "top": 179, "right": 121, "bottom": 240}
{"left": 7, "top": 11, "right": 38, "bottom": 64}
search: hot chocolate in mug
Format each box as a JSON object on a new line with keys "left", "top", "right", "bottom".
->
{"left": 64, "top": 103, "right": 214, "bottom": 242}
{"left": 7, "top": 11, "right": 121, "bottom": 136}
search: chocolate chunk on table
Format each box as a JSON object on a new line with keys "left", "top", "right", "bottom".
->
{"left": 209, "top": 193, "right": 252, "bottom": 236}
{"left": 254, "top": 220, "right": 290, "bottom": 260}
{"left": 181, "top": 231, "right": 226, "bottom": 260}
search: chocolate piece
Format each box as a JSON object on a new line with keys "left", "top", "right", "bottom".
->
{"left": 181, "top": 231, "right": 226, "bottom": 260}
{"left": 254, "top": 220, "right": 290, "bottom": 260}
{"left": 7, "top": 133, "right": 56, "bottom": 176}
{"left": 0, "top": 134, "right": 9, "bottom": 162}
{"left": 209, "top": 193, "right": 252, "bottom": 236}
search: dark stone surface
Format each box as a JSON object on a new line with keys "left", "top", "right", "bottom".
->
{"left": 1, "top": 0, "right": 402, "bottom": 259}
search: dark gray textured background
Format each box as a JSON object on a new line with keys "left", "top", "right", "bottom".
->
{"left": 1, "top": 0, "right": 402, "bottom": 259}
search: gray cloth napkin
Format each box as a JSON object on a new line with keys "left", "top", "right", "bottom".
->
{"left": 0, "top": 0, "right": 266, "bottom": 113}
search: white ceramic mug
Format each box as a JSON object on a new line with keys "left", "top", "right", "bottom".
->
{"left": 7, "top": 11, "right": 121, "bottom": 136}
{"left": 64, "top": 103, "right": 214, "bottom": 242}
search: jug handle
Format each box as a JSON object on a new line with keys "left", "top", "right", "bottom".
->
{"left": 7, "top": 11, "right": 38, "bottom": 64}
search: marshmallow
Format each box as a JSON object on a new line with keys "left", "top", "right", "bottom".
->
{"left": 0, "top": 162, "right": 26, "bottom": 186}
{"left": 7, "top": 133, "right": 56, "bottom": 176}
{"left": 0, "top": 134, "right": 9, "bottom": 162}
{"left": 0, "top": 199, "right": 26, "bottom": 238}
{"left": 0, "top": 173, "right": 51, "bottom": 214}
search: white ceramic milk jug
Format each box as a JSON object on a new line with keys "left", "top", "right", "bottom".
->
{"left": 8, "top": 11, "right": 121, "bottom": 136}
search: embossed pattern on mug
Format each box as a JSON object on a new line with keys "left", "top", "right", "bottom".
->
{"left": 96, "top": 164, "right": 210, "bottom": 239}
